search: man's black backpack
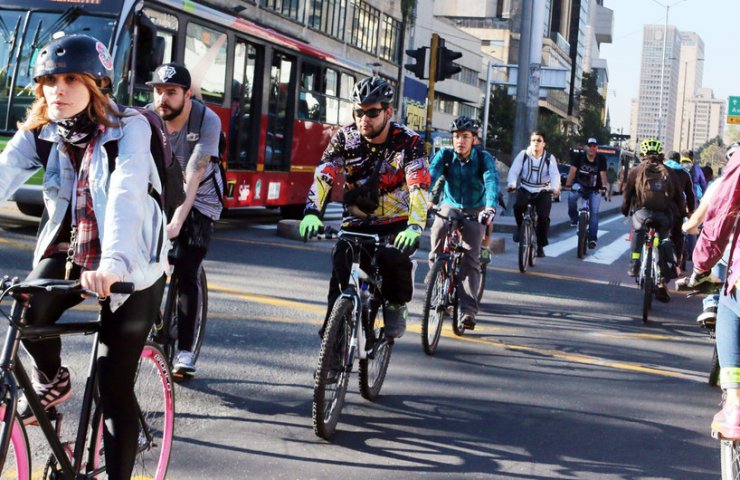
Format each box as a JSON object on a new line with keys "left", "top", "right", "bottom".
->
{"left": 33, "top": 105, "right": 186, "bottom": 219}
{"left": 187, "top": 98, "right": 227, "bottom": 205}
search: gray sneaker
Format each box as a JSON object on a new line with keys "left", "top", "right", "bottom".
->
{"left": 384, "top": 303, "right": 407, "bottom": 338}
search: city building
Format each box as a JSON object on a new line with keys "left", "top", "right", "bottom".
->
{"left": 635, "top": 24, "right": 681, "bottom": 151}
{"left": 674, "top": 32, "right": 705, "bottom": 152}
{"left": 684, "top": 88, "right": 726, "bottom": 151}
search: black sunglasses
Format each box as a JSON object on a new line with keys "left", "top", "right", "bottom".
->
{"left": 353, "top": 107, "right": 384, "bottom": 119}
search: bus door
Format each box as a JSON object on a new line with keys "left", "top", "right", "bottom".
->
{"left": 264, "top": 51, "right": 295, "bottom": 172}
{"left": 230, "top": 38, "right": 262, "bottom": 173}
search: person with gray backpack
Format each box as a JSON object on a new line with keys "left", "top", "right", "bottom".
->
{"left": 148, "top": 63, "right": 224, "bottom": 378}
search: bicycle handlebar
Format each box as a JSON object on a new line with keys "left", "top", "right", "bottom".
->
{"left": 0, "top": 277, "right": 135, "bottom": 299}
{"left": 429, "top": 208, "right": 477, "bottom": 222}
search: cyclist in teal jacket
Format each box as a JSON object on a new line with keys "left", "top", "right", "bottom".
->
{"left": 428, "top": 116, "right": 499, "bottom": 330}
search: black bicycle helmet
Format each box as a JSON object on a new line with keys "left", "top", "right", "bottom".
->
{"left": 350, "top": 77, "right": 394, "bottom": 105}
{"left": 33, "top": 34, "right": 114, "bottom": 87}
{"left": 450, "top": 116, "right": 479, "bottom": 134}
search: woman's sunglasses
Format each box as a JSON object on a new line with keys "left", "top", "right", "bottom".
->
{"left": 353, "top": 107, "right": 384, "bottom": 119}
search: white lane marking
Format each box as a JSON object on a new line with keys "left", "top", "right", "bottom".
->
{"left": 584, "top": 236, "right": 632, "bottom": 264}
{"left": 545, "top": 230, "right": 608, "bottom": 257}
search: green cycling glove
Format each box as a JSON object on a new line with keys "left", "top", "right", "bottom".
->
{"left": 394, "top": 227, "right": 421, "bottom": 253}
{"left": 299, "top": 214, "right": 324, "bottom": 241}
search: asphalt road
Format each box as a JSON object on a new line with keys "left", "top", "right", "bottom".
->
{"left": 0, "top": 202, "right": 721, "bottom": 479}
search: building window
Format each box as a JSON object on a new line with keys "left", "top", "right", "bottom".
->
{"left": 307, "top": 0, "right": 346, "bottom": 39}
{"left": 261, "top": 0, "right": 305, "bottom": 23}
{"left": 379, "top": 15, "right": 401, "bottom": 64}
{"left": 349, "top": 0, "right": 380, "bottom": 55}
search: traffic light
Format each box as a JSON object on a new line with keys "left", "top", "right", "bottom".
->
{"left": 404, "top": 47, "right": 427, "bottom": 79}
{"left": 435, "top": 39, "right": 462, "bottom": 82}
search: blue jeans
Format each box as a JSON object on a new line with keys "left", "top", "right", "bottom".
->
{"left": 568, "top": 189, "right": 601, "bottom": 242}
{"left": 717, "top": 289, "right": 740, "bottom": 387}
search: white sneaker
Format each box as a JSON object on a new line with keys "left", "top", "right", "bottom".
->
{"left": 173, "top": 350, "right": 196, "bottom": 378}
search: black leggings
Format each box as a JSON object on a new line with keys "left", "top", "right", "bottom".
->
{"left": 513, "top": 188, "right": 552, "bottom": 246}
{"left": 172, "top": 240, "right": 208, "bottom": 352}
{"left": 23, "top": 254, "right": 165, "bottom": 480}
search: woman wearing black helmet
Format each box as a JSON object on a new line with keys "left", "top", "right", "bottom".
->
{"left": 0, "top": 34, "right": 167, "bottom": 478}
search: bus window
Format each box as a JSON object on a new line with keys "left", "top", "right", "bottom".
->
{"left": 265, "top": 52, "right": 294, "bottom": 171}
{"left": 325, "top": 68, "right": 338, "bottom": 125}
{"left": 298, "top": 62, "right": 323, "bottom": 122}
{"left": 127, "top": 9, "right": 177, "bottom": 105}
{"left": 338, "top": 73, "right": 355, "bottom": 125}
{"left": 185, "top": 22, "right": 227, "bottom": 104}
{"left": 230, "top": 40, "right": 259, "bottom": 170}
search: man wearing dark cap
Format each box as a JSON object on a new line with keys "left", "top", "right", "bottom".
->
{"left": 565, "top": 137, "right": 608, "bottom": 249}
{"left": 147, "top": 63, "right": 223, "bottom": 379}
{"left": 664, "top": 150, "right": 695, "bottom": 273}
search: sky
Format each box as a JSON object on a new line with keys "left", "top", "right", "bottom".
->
{"left": 599, "top": 0, "right": 739, "bottom": 135}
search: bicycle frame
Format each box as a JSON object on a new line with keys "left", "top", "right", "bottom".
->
{"left": 640, "top": 228, "right": 660, "bottom": 285}
{"left": 0, "top": 298, "right": 104, "bottom": 479}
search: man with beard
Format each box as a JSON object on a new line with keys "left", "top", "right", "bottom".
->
{"left": 299, "top": 76, "right": 431, "bottom": 345}
{"left": 147, "top": 63, "right": 222, "bottom": 378}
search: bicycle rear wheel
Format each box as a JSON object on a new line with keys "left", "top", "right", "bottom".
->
{"left": 642, "top": 248, "right": 654, "bottom": 324}
{"left": 313, "top": 297, "right": 353, "bottom": 439}
{"left": 359, "top": 301, "right": 393, "bottom": 400}
{"left": 518, "top": 222, "right": 530, "bottom": 273}
{"left": 0, "top": 406, "right": 30, "bottom": 480}
{"left": 160, "top": 267, "right": 208, "bottom": 368}
{"left": 421, "top": 259, "right": 447, "bottom": 355}
{"left": 710, "top": 343, "right": 720, "bottom": 387}
{"left": 577, "top": 212, "right": 588, "bottom": 259}
{"left": 720, "top": 439, "right": 740, "bottom": 479}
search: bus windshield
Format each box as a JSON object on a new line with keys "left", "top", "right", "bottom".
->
{"left": 0, "top": 8, "right": 116, "bottom": 132}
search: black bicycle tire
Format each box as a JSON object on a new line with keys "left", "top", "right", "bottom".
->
{"left": 528, "top": 222, "right": 537, "bottom": 267}
{"left": 709, "top": 344, "right": 720, "bottom": 387}
{"left": 642, "top": 247, "right": 653, "bottom": 323}
{"left": 577, "top": 212, "right": 588, "bottom": 259}
{"left": 421, "top": 259, "right": 447, "bottom": 355}
{"left": 359, "top": 301, "right": 393, "bottom": 400}
{"left": 312, "top": 297, "right": 353, "bottom": 439}
{"left": 518, "top": 221, "right": 530, "bottom": 273}
{"left": 190, "top": 266, "right": 208, "bottom": 363}
{"left": 451, "top": 286, "right": 463, "bottom": 337}
{"left": 160, "top": 274, "right": 179, "bottom": 366}
{"left": 720, "top": 439, "right": 740, "bottom": 480}
{"left": 476, "top": 264, "right": 486, "bottom": 304}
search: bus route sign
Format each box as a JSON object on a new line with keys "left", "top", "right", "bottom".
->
{"left": 728, "top": 96, "right": 740, "bottom": 124}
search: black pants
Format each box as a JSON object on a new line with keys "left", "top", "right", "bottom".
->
{"left": 324, "top": 222, "right": 413, "bottom": 327}
{"left": 172, "top": 208, "right": 213, "bottom": 352}
{"left": 631, "top": 208, "right": 677, "bottom": 280}
{"left": 24, "top": 254, "right": 166, "bottom": 480}
{"left": 513, "top": 188, "right": 552, "bottom": 246}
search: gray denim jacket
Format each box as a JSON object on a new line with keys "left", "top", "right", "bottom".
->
{"left": 0, "top": 103, "right": 168, "bottom": 309}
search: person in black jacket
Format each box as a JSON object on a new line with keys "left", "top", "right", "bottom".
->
{"left": 665, "top": 151, "right": 695, "bottom": 273}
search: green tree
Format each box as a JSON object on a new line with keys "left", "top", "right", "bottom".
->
{"left": 483, "top": 85, "right": 515, "bottom": 163}
{"left": 576, "top": 72, "right": 610, "bottom": 144}
{"left": 697, "top": 136, "right": 725, "bottom": 172}
{"left": 537, "top": 112, "right": 569, "bottom": 161}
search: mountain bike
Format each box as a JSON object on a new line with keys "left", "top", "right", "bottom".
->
{"left": 0, "top": 277, "right": 174, "bottom": 479}
{"left": 518, "top": 203, "right": 538, "bottom": 273}
{"left": 637, "top": 225, "right": 661, "bottom": 324}
{"left": 421, "top": 209, "right": 478, "bottom": 355}
{"left": 312, "top": 228, "right": 396, "bottom": 440}
{"left": 151, "top": 245, "right": 208, "bottom": 379}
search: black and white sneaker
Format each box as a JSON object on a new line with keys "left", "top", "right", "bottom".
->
{"left": 18, "top": 366, "right": 72, "bottom": 425}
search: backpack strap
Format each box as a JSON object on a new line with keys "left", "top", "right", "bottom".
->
{"left": 32, "top": 128, "right": 54, "bottom": 169}
{"left": 189, "top": 99, "right": 226, "bottom": 206}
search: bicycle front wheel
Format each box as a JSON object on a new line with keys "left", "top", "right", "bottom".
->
{"left": 133, "top": 343, "right": 175, "bottom": 479}
{"left": 518, "top": 222, "right": 530, "bottom": 273}
{"left": 421, "top": 259, "right": 447, "bottom": 355}
{"left": 720, "top": 439, "right": 740, "bottom": 479}
{"left": 359, "top": 302, "right": 393, "bottom": 401}
{"left": 0, "top": 406, "right": 30, "bottom": 480}
{"left": 577, "top": 212, "right": 588, "bottom": 259}
{"left": 642, "top": 248, "right": 654, "bottom": 324}
{"left": 313, "top": 297, "right": 353, "bottom": 439}
{"left": 191, "top": 266, "right": 209, "bottom": 363}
